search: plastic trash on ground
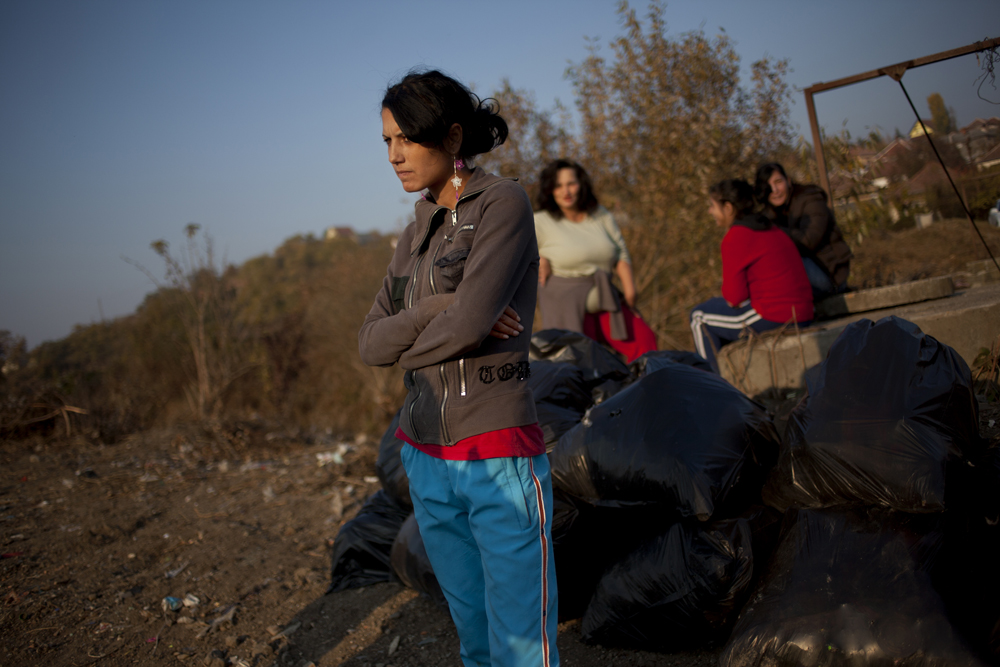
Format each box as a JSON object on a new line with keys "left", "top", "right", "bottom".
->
{"left": 720, "top": 508, "right": 984, "bottom": 667}
{"left": 375, "top": 409, "right": 411, "bottom": 510}
{"left": 582, "top": 508, "right": 780, "bottom": 650}
{"left": 390, "top": 513, "right": 446, "bottom": 607}
{"left": 550, "top": 489, "right": 674, "bottom": 621}
{"left": 529, "top": 361, "right": 594, "bottom": 452}
{"left": 327, "top": 489, "right": 411, "bottom": 593}
{"left": 529, "top": 329, "right": 631, "bottom": 404}
{"left": 936, "top": 444, "right": 1000, "bottom": 660}
{"left": 549, "top": 362, "right": 779, "bottom": 521}
{"left": 763, "top": 316, "right": 984, "bottom": 513}
{"left": 629, "top": 349, "right": 715, "bottom": 378}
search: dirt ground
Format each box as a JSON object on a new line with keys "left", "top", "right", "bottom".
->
{"left": 3, "top": 218, "right": 1000, "bottom": 667}
{"left": 0, "top": 425, "right": 725, "bottom": 667}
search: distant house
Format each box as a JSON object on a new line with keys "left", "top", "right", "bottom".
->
{"left": 325, "top": 226, "right": 357, "bottom": 242}
{"left": 950, "top": 117, "right": 1000, "bottom": 165}
{"left": 869, "top": 138, "right": 916, "bottom": 181}
{"left": 905, "top": 162, "right": 948, "bottom": 195}
{"left": 976, "top": 141, "right": 1000, "bottom": 171}
{"left": 908, "top": 119, "right": 936, "bottom": 139}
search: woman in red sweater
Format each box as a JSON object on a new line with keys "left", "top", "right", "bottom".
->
{"left": 690, "top": 179, "right": 813, "bottom": 373}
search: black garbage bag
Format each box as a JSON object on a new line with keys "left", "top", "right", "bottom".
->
{"left": 763, "top": 316, "right": 984, "bottom": 513}
{"left": 529, "top": 360, "right": 593, "bottom": 451}
{"left": 935, "top": 444, "right": 1000, "bottom": 660}
{"left": 530, "top": 329, "right": 631, "bottom": 404}
{"left": 327, "top": 489, "right": 411, "bottom": 593}
{"left": 390, "top": 513, "right": 447, "bottom": 607}
{"left": 582, "top": 508, "right": 780, "bottom": 650}
{"left": 720, "top": 508, "right": 985, "bottom": 667}
{"left": 549, "top": 362, "right": 779, "bottom": 521}
{"left": 550, "top": 488, "right": 674, "bottom": 621}
{"left": 630, "top": 349, "right": 715, "bottom": 377}
{"left": 375, "top": 409, "right": 411, "bottom": 510}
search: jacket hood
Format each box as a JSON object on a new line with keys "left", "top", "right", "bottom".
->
{"left": 732, "top": 213, "right": 772, "bottom": 231}
{"left": 409, "top": 168, "right": 513, "bottom": 256}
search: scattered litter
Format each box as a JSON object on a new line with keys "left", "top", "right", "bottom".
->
{"left": 990, "top": 419, "right": 996, "bottom": 428}
{"left": 388, "top": 635, "right": 401, "bottom": 655}
{"left": 262, "top": 486, "right": 275, "bottom": 502}
{"left": 363, "top": 476, "right": 378, "bottom": 484}
{"left": 94, "top": 622, "right": 113, "bottom": 634}
{"left": 196, "top": 604, "right": 237, "bottom": 639}
{"left": 165, "top": 561, "right": 189, "bottom": 579}
{"left": 329, "top": 490, "right": 344, "bottom": 522}
{"left": 162, "top": 597, "right": 183, "bottom": 612}
{"left": 182, "top": 593, "right": 200, "bottom": 608}
{"left": 138, "top": 474, "right": 159, "bottom": 483}
{"left": 270, "top": 621, "right": 300, "bottom": 639}
{"left": 62, "top": 479, "right": 75, "bottom": 489}
{"left": 316, "top": 444, "right": 350, "bottom": 467}
{"left": 8, "top": 534, "right": 25, "bottom": 541}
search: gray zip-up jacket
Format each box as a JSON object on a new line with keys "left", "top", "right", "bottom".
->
{"left": 358, "top": 168, "right": 539, "bottom": 446}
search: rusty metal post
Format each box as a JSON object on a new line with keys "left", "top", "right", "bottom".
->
{"left": 804, "top": 89, "right": 830, "bottom": 197}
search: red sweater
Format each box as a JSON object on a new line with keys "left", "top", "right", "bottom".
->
{"left": 720, "top": 217, "right": 814, "bottom": 323}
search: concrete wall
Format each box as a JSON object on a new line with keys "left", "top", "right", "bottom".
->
{"left": 718, "top": 283, "right": 1000, "bottom": 394}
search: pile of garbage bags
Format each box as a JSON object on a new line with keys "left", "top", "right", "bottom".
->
{"left": 328, "top": 318, "right": 998, "bottom": 664}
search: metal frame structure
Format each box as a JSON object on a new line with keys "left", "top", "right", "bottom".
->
{"left": 803, "top": 37, "right": 1000, "bottom": 196}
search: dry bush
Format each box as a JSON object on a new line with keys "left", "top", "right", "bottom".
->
{"left": 566, "top": 0, "right": 793, "bottom": 347}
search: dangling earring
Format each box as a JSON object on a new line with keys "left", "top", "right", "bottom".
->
{"left": 451, "top": 156, "right": 464, "bottom": 190}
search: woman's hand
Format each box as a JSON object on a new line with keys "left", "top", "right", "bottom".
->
{"left": 538, "top": 257, "right": 552, "bottom": 286}
{"left": 489, "top": 306, "right": 523, "bottom": 339}
{"left": 616, "top": 260, "right": 637, "bottom": 308}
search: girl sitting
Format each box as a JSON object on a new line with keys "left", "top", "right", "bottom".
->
{"left": 690, "top": 179, "right": 813, "bottom": 373}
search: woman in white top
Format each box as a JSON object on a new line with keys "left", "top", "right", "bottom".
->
{"left": 534, "top": 159, "right": 657, "bottom": 362}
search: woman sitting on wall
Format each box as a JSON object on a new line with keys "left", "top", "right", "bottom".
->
{"left": 690, "top": 179, "right": 813, "bottom": 373}
{"left": 754, "top": 162, "right": 852, "bottom": 300}
{"left": 534, "top": 158, "right": 657, "bottom": 363}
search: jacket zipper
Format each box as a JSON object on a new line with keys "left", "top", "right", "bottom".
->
{"left": 459, "top": 358, "right": 467, "bottom": 397}
{"left": 428, "top": 239, "right": 443, "bottom": 295}
{"left": 407, "top": 369, "right": 422, "bottom": 443}
{"left": 405, "top": 255, "right": 424, "bottom": 442}
{"left": 407, "top": 255, "right": 424, "bottom": 309}
{"left": 439, "top": 363, "right": 451, "bottom": 444}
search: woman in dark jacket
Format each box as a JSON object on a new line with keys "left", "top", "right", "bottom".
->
{"left": 360, "top": 69, "right": 558, "bottom": 667}
{"left": 754, "top": 162, "right": 852, "bottom": 299}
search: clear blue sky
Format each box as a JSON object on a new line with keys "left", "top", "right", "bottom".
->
{"left": 2, "top": 0, "right": 998, "bottom": 347}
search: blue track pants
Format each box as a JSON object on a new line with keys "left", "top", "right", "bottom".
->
{"left": 689, "top": 297, "right": 785, "bottom": 373}
{"left": 400, "top": 445, "right": 559, "bottom": 667}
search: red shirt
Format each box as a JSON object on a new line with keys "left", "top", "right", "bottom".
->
{"left": 721, "top": 219, "right": 814, "bottom": 323}
{"left": 396, "top": 424, "right": 545, "bottom": 461}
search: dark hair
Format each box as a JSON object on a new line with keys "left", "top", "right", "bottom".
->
{"left": 709, "top": 179, "right": 756, "bottom": 217}
{"left": 753, "top": 162, "right": 789, "bottom": 208}
{"left": 535, "top": 158, "right": 599, "bottom": 218}
{"left": 381, "top": 69, "right": 508, "bottom": 158}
